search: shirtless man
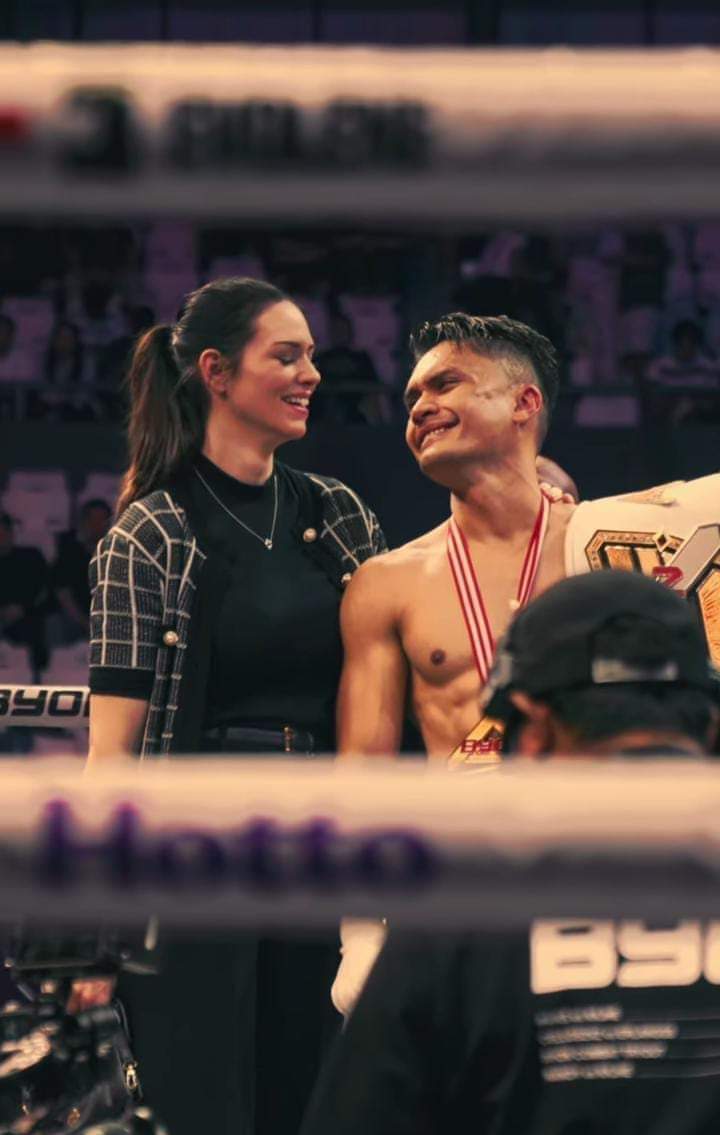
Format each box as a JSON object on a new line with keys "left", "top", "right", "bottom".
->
{"left": 338, "top": 313, "right": 574, "bottom": 762}
{"left": 331, "top": 312, "right": 720, "bottom": 1013}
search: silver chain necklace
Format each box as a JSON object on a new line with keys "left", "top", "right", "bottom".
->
{"left": 193, "top": 466, "right": 279, "bottom": 550}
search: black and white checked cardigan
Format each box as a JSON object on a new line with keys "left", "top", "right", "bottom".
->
{"left": 89, "top": 464, "right": 386, "bottom": 756}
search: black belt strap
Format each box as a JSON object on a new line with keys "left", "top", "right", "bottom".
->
{"left": 201, "top": 724, "right": 316, "bottom": 755}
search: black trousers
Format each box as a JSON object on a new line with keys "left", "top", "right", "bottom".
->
{"left": 120, "top": 726, "right": 339, "bottom": 1135}
{"left": 120, "top": 933, "right": 340, "bottom": 1135}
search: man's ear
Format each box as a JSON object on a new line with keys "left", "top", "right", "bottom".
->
{"left": 513, "top": 383, "right": 543, "bottom": 428}
{"left": 508, "top": 691, "right": 556, "bottom": 757}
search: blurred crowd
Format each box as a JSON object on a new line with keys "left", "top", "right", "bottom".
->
{"left": 0, "top": 496, "right": 112, "bottom": 752}
{"left": 1, "top": 221, "right": 720, "bottom": 428}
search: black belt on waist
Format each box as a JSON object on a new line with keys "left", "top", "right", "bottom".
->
{"left": 200, "top": 724, "right": 317, "bottom": 756}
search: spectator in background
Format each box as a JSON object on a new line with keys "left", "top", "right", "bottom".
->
{"left": 75, "top": 280, "right": 124, "bottom": 348}
{"left": 507, "top": 234, "right": 565, "bottom": 352}
{"left": 618, "top": 227, "right": 668, "bottom": 319}
{"left": 455, "top": 235, "right": 565, "bottom": 362}
{"left": 646, "top": 319, "right": 720, "bottom": 424}
{"left": 50, "top": 498, "right": 112, "bottom": 644}
{"left": 648, "top": 319, "right": 719, "bottom": 387}
{"left": 65, "top": 278, "right": 125, "bottom": 400}
{"left": 95, "top": 304, "right": 155, "bottom": 419}
{"left": 34, "top": 319, "right": 94, "bottom": 421}
{"left": 0, "top": 511, "right": 49, "bottom": 679}
{"left": 44, "top": 320, "right": 85, "bottom": 387}
{"left": 314, "top": 311, "right": 385, "bottom": 423}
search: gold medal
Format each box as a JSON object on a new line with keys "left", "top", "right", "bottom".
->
{"left": 448, "top": 715, "right": 505, "bottom": 770}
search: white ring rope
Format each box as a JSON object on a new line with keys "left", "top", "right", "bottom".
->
{"left": 0, "top": 44, "right": 719, "bottom": 219}
{"left": 0, "top": 758, "right": 718, "bottom": 928}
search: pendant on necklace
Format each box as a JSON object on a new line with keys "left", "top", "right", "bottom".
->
{"left": 265, "top": 538, "right": 273, "bottom": 549}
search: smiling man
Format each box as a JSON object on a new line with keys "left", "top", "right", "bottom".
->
{"left": 338, "top": 313, "right": 720, "bottom": 768}
{"left": 332, "top": 312, "right": 720, "bottom": 1016}
{"left": 337, "top": 314, "right": 573, "bottom": 766}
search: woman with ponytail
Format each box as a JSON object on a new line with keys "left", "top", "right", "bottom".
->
{"left": 87, "top": 277, "right": 386, "bottom": 1135}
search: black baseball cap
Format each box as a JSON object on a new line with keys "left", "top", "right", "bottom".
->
{"left": 483, "top": 570, "right": 720, "bottom": 725}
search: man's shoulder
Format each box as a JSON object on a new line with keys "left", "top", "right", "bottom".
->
{"left": 345, "top": 525, "right": 446, "bottom": 617}
{"left": 391, "top": 522, "right": 448, "bottom": 561}
{"left": 354, "top": 523, "right": 446, "bottom": 577}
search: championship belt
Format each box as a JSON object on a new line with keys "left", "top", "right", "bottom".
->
{"left": 450, "top": 473, "right": 720, "bottom": 767}
{"left": 567, "top": 473, "right": 720, "bottom": 670}
{"left": 447, "top": 493, "right": 551, "bottom": 770}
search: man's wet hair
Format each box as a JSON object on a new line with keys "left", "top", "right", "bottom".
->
{"left": 409, "top": 313, "right": 559, "bottom": 444}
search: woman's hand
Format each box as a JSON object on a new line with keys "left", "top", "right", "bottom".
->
{"left": 538, "top": 480, "right": 576, "bottom": 505}
{"left": 536, "top": 455, "right": 578, "bottom": 505}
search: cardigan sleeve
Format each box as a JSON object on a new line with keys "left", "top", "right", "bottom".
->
{"left": 88, "top": 529, "right": 164, "bottom": 699}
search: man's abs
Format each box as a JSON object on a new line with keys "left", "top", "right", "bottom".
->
{"left": 398, "top": 510, "right": 571, "bottom": 761}
{"left": 411, "top": 670, "right": 486, "bottom": 760}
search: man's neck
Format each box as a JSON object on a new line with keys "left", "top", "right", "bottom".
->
{"left": 202, "top": 417, "right": 276, "bottom": 485}
{"left": 450, "top": 460, "right": 542, "bottom": 542}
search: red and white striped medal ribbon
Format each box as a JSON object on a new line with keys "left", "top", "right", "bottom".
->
{"left": 447, "top": 493, "right": 551, "bottom": 688}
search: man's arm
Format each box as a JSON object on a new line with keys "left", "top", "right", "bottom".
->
{"left": 333, "top": 557, "right": 409, "bottom": 1012}
{"left": 336, "top": 557, "right": 408, "bottom": 757}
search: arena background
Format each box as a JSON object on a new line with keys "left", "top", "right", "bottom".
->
{"left": 1, "top": 0, "right": 720, "bottom": 754}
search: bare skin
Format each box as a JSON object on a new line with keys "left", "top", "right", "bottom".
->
{"left": 338, "top": 342, "right": 575, "bottom": 761}
{"left": 339, "top": 502, "right": 573, "bottom": 760}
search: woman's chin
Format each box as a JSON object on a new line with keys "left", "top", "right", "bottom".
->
{"left": 277, "top": 419, "right": 308, "bottom": 444}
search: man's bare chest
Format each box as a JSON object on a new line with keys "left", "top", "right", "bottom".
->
{"left": 398, "top": 526, "right": 567, "bottom": 688}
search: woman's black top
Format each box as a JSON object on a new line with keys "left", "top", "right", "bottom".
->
{"left": 193, "top": 453, "right": 343, "bottom": 746}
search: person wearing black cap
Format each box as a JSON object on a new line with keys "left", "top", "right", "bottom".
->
{"left": 0, "top": 510, "right": 49, "bottom": 681}
{"left": 301, "top": 571, "right": 720, "bottom": 1135}
{"left": 483, "top": 569, "right": 719, "bottom": 760}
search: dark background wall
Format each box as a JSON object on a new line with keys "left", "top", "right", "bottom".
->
{"left": 2, "top": 0, "right": 720, "bottom": 47}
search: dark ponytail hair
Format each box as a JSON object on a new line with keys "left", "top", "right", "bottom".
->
{"left": 117, "top": 277, "right": 287, "bottom": 515}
